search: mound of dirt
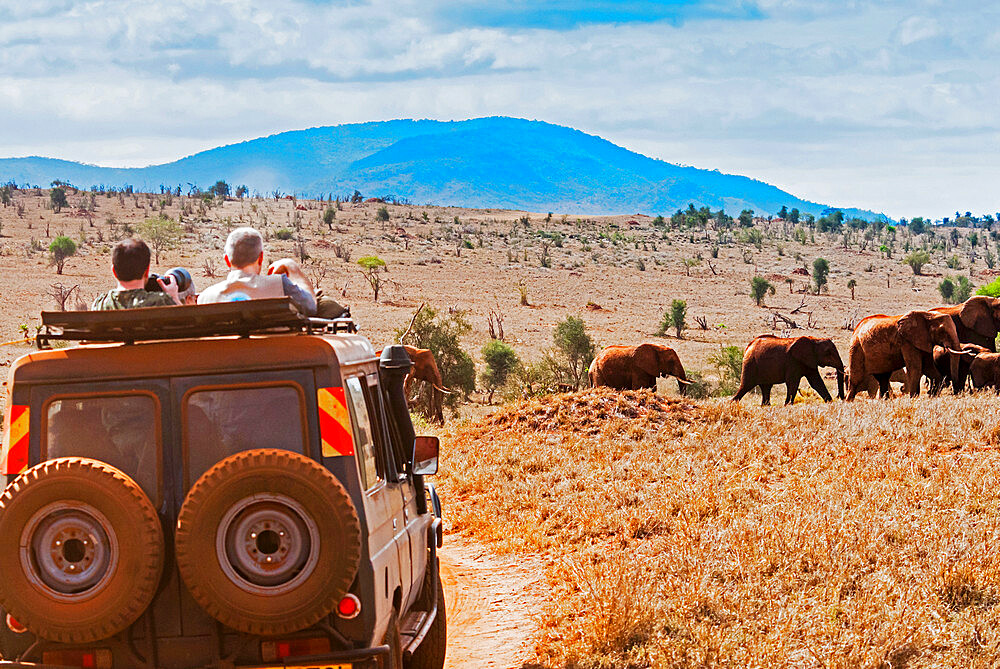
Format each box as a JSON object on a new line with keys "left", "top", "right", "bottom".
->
{"left": 478, "top": 387, "right": 703, "bottom": 435}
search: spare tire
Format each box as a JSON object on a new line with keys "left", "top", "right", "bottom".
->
{"left": 175, "top": 449, "right": 362, "bottom": 636}
{"left": 0, "top": 458, "right": 164, "bottom": 643}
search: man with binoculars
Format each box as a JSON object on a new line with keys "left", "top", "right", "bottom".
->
{"left": 92, "top": 238, "right": 191, "bottom": 310}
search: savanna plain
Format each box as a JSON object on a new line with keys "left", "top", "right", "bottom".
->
{"left": 2, "top": 188, "right": 1000, "bottom": 667}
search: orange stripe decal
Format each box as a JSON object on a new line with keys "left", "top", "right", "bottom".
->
{"left": 317, "top": 387, "right": 354, "bottom": 457}
{"left": 2, "top": 405, "right": 29, "bottom": 476}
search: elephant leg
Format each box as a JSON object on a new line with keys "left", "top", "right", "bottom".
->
{"left": 784, "top": 374, "right": 802, "bottom": 405}
{"left": 760, "top": 385, "right": 772, "bottom": 406}
{"left": 806, "top": 371, "right": 832, "bottom": 402}
{"left": 901, "top": 352, "right": 924, "bottom": 397}
{"left": 873, "top": 373, "right": 892, "bottom": 398}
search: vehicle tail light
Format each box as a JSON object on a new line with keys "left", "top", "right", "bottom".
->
{"left": 337, "top": 593, "right": 361, "bottom": 619}
{"left": 260, "top": 636, "right": 331, "bottom": 662}
{"left": 41, "top": 649, "right": 112, "bottom": 669}
{"left": 5, "top": 614, "right": 26, "bottom": 633}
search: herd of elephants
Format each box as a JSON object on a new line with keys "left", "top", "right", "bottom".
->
{"left": 587, "top": 295, "right": 1000, "bottom": 405}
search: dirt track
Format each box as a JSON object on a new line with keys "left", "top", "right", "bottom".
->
{"left": 439, "top": 536, "right": 543, "bottom": 669}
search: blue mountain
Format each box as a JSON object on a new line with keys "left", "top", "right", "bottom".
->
{"left": 0, "top": 117, "right": 883, "bottom": 219}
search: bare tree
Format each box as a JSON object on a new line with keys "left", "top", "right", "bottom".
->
{"left": 48, "top": 283, "right": 79, "bottom": 311}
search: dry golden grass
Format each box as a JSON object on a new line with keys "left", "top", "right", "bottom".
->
{"left": 438, "top": 389, "right": 1000, "bottom": 668}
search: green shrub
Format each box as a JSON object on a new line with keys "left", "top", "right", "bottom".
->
{"left": 550, "top": 316, "right": 596, "bottom": 390}
{"left": 480, "top": 340, "right": 520, "bottom": 404}
{"left": 375, "top": 206, "right": 390, "bottom": 223}
{"left": 657, "top": 299, "right": 687, "bottom": 338}
{"left": 274, "top": 228, "right": 294, "bottom": 240}
{"left": 708, "top": 345, "right": 744, "bottom": 396}
{"left": 977, "top": 277, "right": 1000, "bottom": 298}
{"left": 682, "top": 369, "right": 712, "bottom": 399}
{"left": 905, "top": 250, "right": 931, "bottom": 275}
{"left": 750, "top": 276, "right": 775, "bottom": 306}
{"left": 812, "top": 257, "right": 829, "bottom": 293}
{"left": 48, "top": 236, "right": 77, "bottom": 274}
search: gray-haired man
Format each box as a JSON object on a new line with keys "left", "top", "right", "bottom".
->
{"left": 198, "top": 227, "right": 317, "bottom": 315}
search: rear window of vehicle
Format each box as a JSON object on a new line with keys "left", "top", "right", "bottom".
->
{"left": 184, "top": 384, "right": 306, "bottom": 484}
{"left": 44, "top": 394, "right": 160, "bottom": 500}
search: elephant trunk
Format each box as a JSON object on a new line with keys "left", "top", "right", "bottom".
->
{"left": 835, "top": 368, "right": 845, "bottom": 400}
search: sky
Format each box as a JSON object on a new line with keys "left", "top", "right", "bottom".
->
{"left": 0, "top": 0, "right": 997, "bottom": 220}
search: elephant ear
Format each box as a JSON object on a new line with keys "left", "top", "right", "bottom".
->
{"left": 898, "top": 312, "right": 934, "bottom": 353}
{"left": 959, "top": 297, "right": 999, "bottom": 338}
{"left": 633, "top": 344, "right": 661, "bottom": 377}
{"left": 788, "top": 337, "right": 819, "bottom": 368}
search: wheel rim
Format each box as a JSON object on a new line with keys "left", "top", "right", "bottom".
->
{"left": 217, "top": 493, "right": 320, "bottom": 593}
{"left": 20, "top": 502, "right": 118, "bottom": 600}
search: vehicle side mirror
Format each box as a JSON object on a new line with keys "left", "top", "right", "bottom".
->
{"left": 412, "top": 435, "right": 439, "bottom": 476}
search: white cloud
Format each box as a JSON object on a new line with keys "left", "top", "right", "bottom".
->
{"left": 0, "top": 0, "right": 997, "bottom": 219}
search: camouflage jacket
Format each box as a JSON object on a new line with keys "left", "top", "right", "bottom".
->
{"left": 91, "top": 289, "right": 176, "bottom": 311}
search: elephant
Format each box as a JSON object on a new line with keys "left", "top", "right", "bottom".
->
{"left": 970, "top": 352, "right": 1000, "bottom": 392}
{"left": 930, "top": 343, "right": 988, "bottom": 394}
{"left": 732, "top": 335, "right": 845, "bottom": 405}
{"left": 588, "top": 343, "right": 690, "bottom": 394}
{"left": 932, "top": 296, "right": 1000, "bottom": 352}
{"left": 846, "top": 310, "right": 963, "bottom": 400}
{"left": 376, "top": 345, "right": 448, "bottom": 423}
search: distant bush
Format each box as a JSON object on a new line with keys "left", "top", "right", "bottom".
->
{"left": 657, "top": 299, "right": 687, "bottom": 338}
{"left": 905, "top": 250, "right": 931, "bottom": 275}
{"left": 682, "top": 369, "right": 712, "bottom": 399}
{"left": 937, "top": 275, "right": 974, "bottom": 304}
{"left": 481, "top": 340, "right": 520, "bottom": 404}
{"left": 375, "top": 206, "right": 390, "bottom": 223}
{"left": 812, "top": 258, "right": 829, "bottom": 293}
{"left": 750, "top": 276, "right": 775, "bottom": 307}
{"left": 274, "top": 228, "right": 294, "bottom": 240}
{"left": 709, "top": 345, "right": 744, "bottom": 396}
{"left": 48, "top": 236, "right": 77, "bottom": 274}
{"left": 550, "top": 316, "right": 596, "bottom": 390}
{"left": 946, "top": 255, "right": 962, "bottom": 270}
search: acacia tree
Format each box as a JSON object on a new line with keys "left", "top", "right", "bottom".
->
{"left": 812, "top": 257, "right": 830, "bottom": 293}
{"left": 50, "top": 187, "right": 68, "bottom": 213}
{"left": 750, "top": 276, "right": 775, "bottom": 307}
{"left": 138, "top": 216, "right": 182, "bottom": 265}
{"left": 358, "top": 255, "right": 388, "bottom": 302}
{"left": 481, "top": 340, "right": 520, "bottom": 404}
{"left": 551, "top": 316, "right": 596, "bottom": 390}
{"left": 847, "top": 278, "right": 857, "bottom": 299}
{"left": 49, "top": 236, "right": 77, "bottom": 274}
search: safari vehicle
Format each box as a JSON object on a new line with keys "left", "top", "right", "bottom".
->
{"left": 0, "top": 299, "right": 446, "bottom": 669}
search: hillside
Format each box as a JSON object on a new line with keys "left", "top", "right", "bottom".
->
{"left": 0, "top": 117, "right": 883, "bottom": 219}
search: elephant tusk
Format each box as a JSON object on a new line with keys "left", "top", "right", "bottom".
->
{"left": 948, "top": 348, "right": 974, "bottom": 356}
{"left": 677, "top": 378, "right": 693, "bottom": 385}
{"left": 432, "top": 384, "right": 454, "bottom": 394}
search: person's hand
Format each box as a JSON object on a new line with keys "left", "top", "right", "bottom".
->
{"left": 267, "top": 259, "right": 301, "bottom": 277}
{"left": 267, "top": 259, "right": 313, "bottom": 292}
{"left": 157, "top": 275, "right": 182, "bottom": 305}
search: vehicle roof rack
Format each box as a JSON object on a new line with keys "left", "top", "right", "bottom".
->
{"left": 37, "top": 298, "right": 357, "bottom": 347}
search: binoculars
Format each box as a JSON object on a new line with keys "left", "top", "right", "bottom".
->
{"left": 145, "top": 267, "right": 193, "bottom": 294}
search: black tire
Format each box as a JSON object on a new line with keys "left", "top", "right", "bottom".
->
{"left": 383, "top": 609, "right": 403, "bottom": 669}
{"left": 0, "top": 458, "right": 164, "bottom": 643}
{"left": 405, "top": 574, "right": 446, "bottom": 669}
{"left": 175, "top": 449, "right": 361, "bottom": 636}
